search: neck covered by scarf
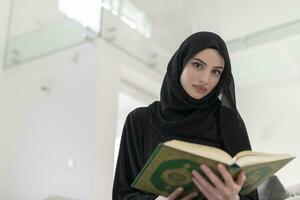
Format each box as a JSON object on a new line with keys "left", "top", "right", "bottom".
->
{"left": 149, "top": 31, "right": 251, "bottom": 156}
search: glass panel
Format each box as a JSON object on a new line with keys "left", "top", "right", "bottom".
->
{"left": 4, "top": 0, "right": 101, "bottom": 68}
{"left": 101, "top": 0, "right": 171, "bottom": 73}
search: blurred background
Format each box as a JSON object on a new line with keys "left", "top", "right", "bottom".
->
{"left": 0, "top": 0, "right": 300, "bottom": 199}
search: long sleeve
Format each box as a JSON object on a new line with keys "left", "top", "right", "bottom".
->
{"left": 112, "top": 111, "right": 157, "bottom": 200}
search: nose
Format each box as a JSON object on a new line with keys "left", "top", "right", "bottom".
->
{"left": 199, "top": 69, "right": 210, "bottom": 85}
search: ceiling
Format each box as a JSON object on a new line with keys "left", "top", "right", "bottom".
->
{"left": 130, "top": 0, "right": 300, "bottom": 50}
{"left": 4, "top": 0, "right": 300, "bottom": 88}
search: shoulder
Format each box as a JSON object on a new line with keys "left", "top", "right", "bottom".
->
{"left": 220, "top": 104, "right": 239, "bottom": 118}
{"left": 220, "top": 104, "right": 246, "bottom": 127}
{"left": 124, "top": 106, "right": 151, "bottom": 129}
{"left": 121, "top": 107, "right": 152, "bottom": 146}
{"left": 126, "top": 106, "right": 150, "bottom": 121}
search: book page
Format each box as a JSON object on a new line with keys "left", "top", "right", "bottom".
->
{"left": 235, "top": 151, "right": 293, "bottom": 167}
{"left": 234, "top": 151, "right": 275, "bottom": 160}
{"left": 164, "top": 140, "right": 233, "bottom": 165}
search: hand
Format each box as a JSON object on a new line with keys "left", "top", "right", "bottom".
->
{"left": 191, "top": 164, "right": 246, "bottom": 200}
{"left": 155, "top": 187, "right": 198, "bottom": 200}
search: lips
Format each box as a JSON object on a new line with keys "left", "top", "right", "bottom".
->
{"left": 193, "top": 85, "right": 207, "bottom": 93}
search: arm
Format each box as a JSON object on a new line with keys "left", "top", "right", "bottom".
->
{"left": 112, "top": 111, "right": 201, "bottom": 200}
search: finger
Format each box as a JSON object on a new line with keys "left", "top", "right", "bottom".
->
{"left": 236, "top": 171, "right": 246, "bottom": 187}
{"left": 200, "top": 164, "right": 226, "bottom": 191}
{"left": 192, "top": 170, "right": 217, "bottom": 195}
{"left": 217, "top": 164, "right": 236, "bottom": 187}
{"left": 225, "top": 171, "right": 245, "bottom": 195}
{"left": 181, "top": 192, "right": 198, "bottom": 200}
{"left": 192, "top": 178, "right": 214, "bottom": 199}
{"left": 167, "top": 187, "right": 184, "bottom": 200}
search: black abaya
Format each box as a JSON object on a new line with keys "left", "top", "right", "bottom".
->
{"left": 112, "top": 106, "right": 258, "bottom": 200}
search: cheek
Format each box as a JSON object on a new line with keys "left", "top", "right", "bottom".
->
{"left": 210, "top": 77, "right": 221, "bottom": 89}
{"left": 182, "top": 68, "right": 196, "bottom": 82}
{"left": 180, "top": 69, "right": 190, "bottom": 86}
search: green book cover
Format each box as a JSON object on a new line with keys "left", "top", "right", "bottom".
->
{"left": 131, "top": 140, "right": 294, "bottom": 199}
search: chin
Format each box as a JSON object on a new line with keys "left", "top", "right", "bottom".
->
{"left": 191, "top": 94, "right": 204, "bottom": 100}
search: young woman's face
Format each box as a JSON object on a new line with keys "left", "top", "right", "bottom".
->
{"left": 180, "top": 48, "right": 225, "bottom": 100}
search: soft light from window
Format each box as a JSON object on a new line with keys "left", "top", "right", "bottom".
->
{"left": 58, "top": 0, "right": 102, "bottom": 33}
{"left": 120, "top": 16, "right": 137, "bottom": 30}
{"left": 120, "top": 0, "right": 151, "bottom": 38}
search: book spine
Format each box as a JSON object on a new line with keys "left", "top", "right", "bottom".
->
{"left": 131, "top": 143, "right": 163, "bottom": 187}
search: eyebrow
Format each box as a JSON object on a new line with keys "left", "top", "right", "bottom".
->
{"left": 191, "top": 58, "right": 224, "bottom": 69}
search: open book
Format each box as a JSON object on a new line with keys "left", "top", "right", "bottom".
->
{"left": 131, "top": 140, "right": 294, "bottom": 199}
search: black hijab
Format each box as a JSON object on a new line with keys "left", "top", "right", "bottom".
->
{"left": 149, "top": 31, "right": 252, "bottom": 156}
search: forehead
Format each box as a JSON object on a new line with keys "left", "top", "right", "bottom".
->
{"left": 192, "top": 48, "right": 225, "bottom": 65}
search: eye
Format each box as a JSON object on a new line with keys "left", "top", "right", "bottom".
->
{"left": 213, "top": 70, "right": 222, "bottom": 76}
{"left": 192, "top": 62, "right": 204, "bottom": 69}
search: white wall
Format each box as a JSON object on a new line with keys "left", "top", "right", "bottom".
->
{"left": 0, "top": 0, "right": 11, "bottom": 75}
{"left": 0, "top": 43, "right": 97, "bottom": 200}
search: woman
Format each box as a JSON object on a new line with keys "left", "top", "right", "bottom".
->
{"left": 113, "top": 32, "right": 259, "bottom": 200}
